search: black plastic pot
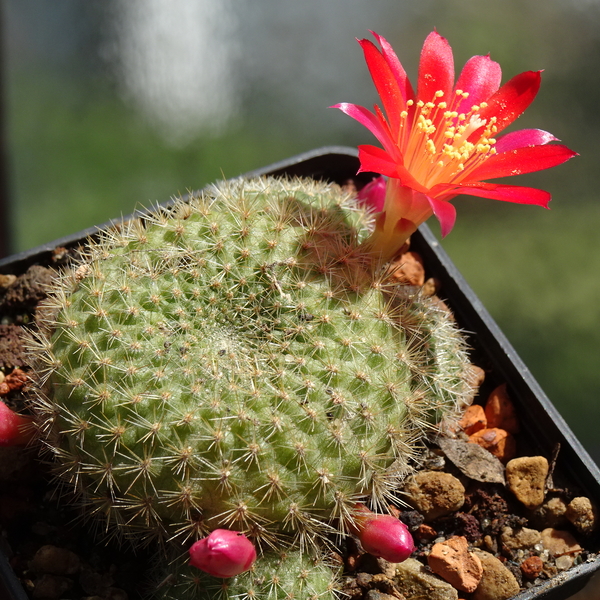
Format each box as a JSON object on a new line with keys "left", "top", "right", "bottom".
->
{"left": 1, "top": 147, "right": 598, "bottom": 600}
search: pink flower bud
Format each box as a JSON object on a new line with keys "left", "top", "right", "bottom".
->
{"left": 355, "top": 510, "right": 415, "bottom": 563}
{"left": 357, "top": 176, "right": 387, "bottom": 213}
{"left": 189, "top": 529, "right": 257, "bottom": 578}
{"left": 0, "top": 400, "right": 33, "bottom": 447}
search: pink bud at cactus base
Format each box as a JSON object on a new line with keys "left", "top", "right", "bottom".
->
{"left": 353, "top": 505, "right": 415, "bottom": 563}
{"left": 0, "top": 400, "right": 33, "bottom": 446}
{"left": 189, "top": 529, "right": 257, "bottom": 578}
{"left": 357, "top": 176, "right": 387, "bottom": 213}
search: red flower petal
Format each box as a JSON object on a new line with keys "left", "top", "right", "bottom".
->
{"left": 357, "top": 144, "right": 400, "bottom": 178}
{"left": 359, "top": 38, "right": 408, "bottom": 137}
{"left": 370, "top": 31, "right": 415, "bottom": 103}
{"left": 477, "top": 70, "right": 542, "bottom": 134}
{"left": 466, "top": 144, "right": 577, "bottom": 181}
{"left": 332, "top": 103, "right": 397, "bottom": 157}
{"left": 358, "top": 145, "right": 430, "bottom": 194}
{"left": 426, "top": 196, "right": 457, "bottom": 237}
{"left": 494, "top": 129, "right": 558, "bottom": 153}
{"left": 455, "top": 55, "right": 502, "bottom": 115}
{"left": 432, "top": 182, "right": 552, "bottom": 207}
{"left": 417, "top": 31, "right": 454, "bottom": 103}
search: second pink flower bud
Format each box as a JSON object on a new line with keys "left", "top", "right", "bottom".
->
{"left": 0, "top": 400, "right": 33, "bottom": 447}
{"left": 354, "top": 506, "right": 415, "bottom": 563}
{"left": 189, "top": 529, "right": 257, "bottom": 578}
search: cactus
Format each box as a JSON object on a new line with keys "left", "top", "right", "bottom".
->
{"left": 157, "top": 546, "right": 339, "bottom": 600}
{"left": 28, "top": 176, "right": 474, "bottom": 598}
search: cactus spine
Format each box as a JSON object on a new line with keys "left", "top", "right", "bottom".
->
{"left": 28, "top": 177, "right": 473, "bottom": 598}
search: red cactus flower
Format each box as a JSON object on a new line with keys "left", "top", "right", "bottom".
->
{"left": 189, "top": 529, "right": 257, "bottom": 578}
{"left": 333, "top": 31, "right": 577, "bottom": 262}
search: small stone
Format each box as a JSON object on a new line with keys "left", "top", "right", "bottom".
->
{"left": 540, "top": 528, "right": 582, "bottom": 557}
{"left": 340, "top": 576, "right": 363, "bottom": 600}
{"left": 30, "top": 545, "right": 80, "bottom": 576}
{"left": 483, "top": 535, "right": 498, "bottom": 554}
{"left": 32, "top": 574, "right": 73, "bottom": 599}
{"left": 566, "top": 496, "right": 597, "bottom": 534}
{"left": 520, "top": 555, "right": 544, "bottom": 580}
{"left": 0, "top": 367, "right": 28, "bottom": 396}
{"left": 375, "top": 558, "right": 397, "bottom": 580}
{"left": 422, "top": 451, "right": 446, "bottom": 471}
{"left": 394, "top": 558, "right": 458, "bottom": 600}
{"left": 506, "top": 456, "right": 549, "bottom": 508}
{"left": 466, "top": 364, "right": 486, "bottom": 390}
{"left": 532, "top": 496, "right": 568, "bottom": 528}
{"left": 403, "top": 472, "right": 465, "bottom": 522}
{"left": 390, "top": 251, "right": 425, "bottom": 286}
{"left": 427, "top": 536, "right": 483, "bottom": 593}
{"left": 484, "top": 384, "right": 519, "bottom": 434}
{"left": 0, "top": 274, "right": 16, "bottom": 288}
{"left": 398, "top": 510, "right": 424, "bottom": 531}
{"left": 452, "top": 512, "right": 482, "bottom": 542}
{"left": 414, "top": 523, "right": 437, "bottom": 541}
{"left": 458, "top": 405, "right": 487, "bottom": 435}
{"left": 365, "top": 590, "right": 397, "bottom": 600}
{"left": 370, "top": 572, "right": 402, "bottom": 596}
{"left": 468, "top": 428, "right": 516, "bottom": 463}
{"left": 555, "top": 555, "right": 574, "bottom": 571}
{"left": 356, "top": 572, "right": 373, "bottom": 588}
{"left": 472, "top": 550, "right": 520, "bottom": 600}
{"left": 500, "top": 526, "right": 541, "bottom": 550}
{"left": 422, "top": 277, "right": 441, "bottom": 297}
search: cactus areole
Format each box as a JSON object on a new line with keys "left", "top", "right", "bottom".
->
{"left": 30, "top": 177, "right": 473, "bottom": 554}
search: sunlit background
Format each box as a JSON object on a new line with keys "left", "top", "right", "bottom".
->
{"left": 3, "top": 1, "right": 600, "bottom": 464}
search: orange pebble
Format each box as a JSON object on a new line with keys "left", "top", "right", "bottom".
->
{"left": 458, "top": 404, "right": 487, "bottom": 435}
{"left": 485, "top": 383, "right": 520, "bottom": 434}
{"left": 389, "top": 251, "right": 425, "bottom": 286}
{"left": 469, "top": 427, "right": 517, "bottom": 463}
{"left": 414, "top": 523, "right": 437, "bottom": 541}
{"left": 521, "top": 555, "right": 544, "bottom": 579}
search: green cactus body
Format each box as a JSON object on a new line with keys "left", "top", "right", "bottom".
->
{"left": 158, "top": 548, "right": 339, "bottom": 600}
{"left": 30, "top": 177, "right": 472, "bottom": 596}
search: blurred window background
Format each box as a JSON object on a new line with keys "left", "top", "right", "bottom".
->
{"left": 1, "top": 0, "right": 599, "bottom": 463}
